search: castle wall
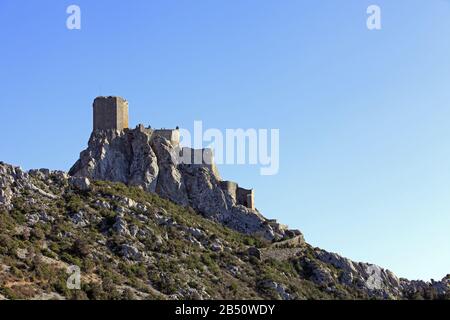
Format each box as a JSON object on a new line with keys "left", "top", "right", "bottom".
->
{"left": 219, "top": 181, "right": 255, "bottom": 209}
{"left": 246, "top": 191, "right": 255, "bottom": 210}
{"left": 219, "top": 181, "right": 238, "bottom": 202}
{"left": 117, "top": 99, "right": 129, "bottom": 130}
{"left": 237, "top": 187, "right": 255, "bottom": 210}
{"left": 154, "top": 129, "right": 180, "bottom": 146}
{"left": 136, "top": 124, "right": 153, "bottom": 135}
{"left": 181, "top": 147, "right": 220, "bottom": 179}
{"left": 93, "top": 96, "right": 129, "bottom": 131}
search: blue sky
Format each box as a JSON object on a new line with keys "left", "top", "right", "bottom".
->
{"left": 0, "top": 0, "right": 449, "bottom": 281}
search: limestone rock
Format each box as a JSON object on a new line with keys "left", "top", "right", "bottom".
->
{"left": 31, "top": 292, "right": 66, "bottom": 300}
{"left": 69, "top": 176, "right": 91, "bottom": 191}
{"left": 0, "top": 162, "right": 66, "bottom": 210}
{"left": 259, "top": 280, "right": 293, "bottom": 300}
{"left": 69, "top": 127, "right": 289, "bottom": 240}
{"left": 185, "top": 227, "right": 205, "bottom": 240}
{"left": 227, "top": 265, "right": 240, "bottom": 277}
{"left": 210, "top": 241, "right": 224, "bottom": 252}
{"left": 129, "top": 130, "right": 159, "bottom": 192}
{"left": 70, "top": 211, "right": 89, "bottom": 227}
{"left": 69, "top": 129, "right": 159, "bottom": 193}
{"left": 313, "top": 248, "right": 405, "bottom": 297}
{"left": 0, "top": 162, "right": 30, "bottom": 208}
{"left": 129, "top": 225, "right": 139, "bottom": 238}
{"left": 119, "top": 244, "right": 146, "bottom": 261}
{"left": 151, "top": 136, "right": 188, "bottom": 206}
{"left": 0, "top": 187, "right": 13, "bottom": 207}
{"left": 248, "top": 247, "right": 262, "bottom": 260}
{"left": 112, "top": 216, "right": 130, "bottom": 236}
{"left": 94, "top": 199, "right": 111, "bottom": 210}
{"left": 16, "top": 248, "right": 29, "bottom": 260}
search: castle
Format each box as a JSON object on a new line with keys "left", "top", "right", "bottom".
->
{"left": 92, "top": 96, "right": 255, "bottom": 210}
{"left": 93, "top": 96, "right": 180, "bottom": 145}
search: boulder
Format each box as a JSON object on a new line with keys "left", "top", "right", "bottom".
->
{"left": 259, "top": 280, "right": 293, "bottom": 300}
{"left": 112, "top": 217, "right": 130, "bottom": 236}
{"left": 248, "top": 247, "right": 261, "bottom": 260}
{"left": 119, "top": 244, "right": 146, "bottom": 261}
{"left": 210, "top": 242, "right": 223, "bottom": 252}
{"left": 70, "top": 211, "right": 89, "bottom": 227}
{"left": 69, "top": 176, "right": 91, "bottom": 191}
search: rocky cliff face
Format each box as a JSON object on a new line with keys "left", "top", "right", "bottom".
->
{"left": 69, "top": 127, "right": 292, "bottom": 241}
{"left": 0, "top": 161, "right": 448, "bottom": 300}
{"left": 310, "top": 249, "right": 449, "bottom": 299}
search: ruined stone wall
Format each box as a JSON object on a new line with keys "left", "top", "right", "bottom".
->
{"left": 180, "top": 147, "right": 220, "bottom": 179}
{"left": 154, "top": 129, "right": 180, "bottom": 146}
{"left": 246, "top": 190, "right": 255, "bottom": 210}
{"left": 237, "top": 187, "right": 255, "bottom": 210}
{"left": 93, "top": 96, "right": 129, "bottom": 131}
{"left": 219, "top": 181, "right": 254, "bottom": 209}
{"left": 219, "top": 181, "right": 238, "bottom": 202}
{"left": 136, "top": 124, "right": 153, "bottom": 135}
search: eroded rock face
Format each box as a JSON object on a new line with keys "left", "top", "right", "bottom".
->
{"left": 69, "top": 127, "right": 288, "bottom": 240}
{"left": 0, "top": 188, "right": 13, "bottom": 208}
{"left": 314, "top": 250, "right": 400, "bottom": 297}
{"left": 309, "top": 249, "right": 450, "bottom": 299}
{"left": 70, "top": 129, "right": 159, "bottom": 193}
{"left": 0, "top": 163, "right": 56, "bottom": 209}
{"left": 69, "top": 176, "right": 91, "bottom": 191}
{"left": 151, "top": 136, "right": 188, "bottom": 206}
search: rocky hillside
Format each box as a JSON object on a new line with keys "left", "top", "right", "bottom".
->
{"left": 0, "top": 162, "right": 448, "bottom": 300}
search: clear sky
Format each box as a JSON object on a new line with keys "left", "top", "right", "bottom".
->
{"left": 0, "top": 0, "right": 449, "bottom": 281}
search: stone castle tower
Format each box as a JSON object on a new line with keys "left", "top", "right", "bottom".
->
{"left": 93, "top": 96, "right": 129, "bottom": 131}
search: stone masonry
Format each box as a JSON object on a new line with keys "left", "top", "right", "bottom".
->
{"left": 93, "top": 96, "right": 129, "bottom": 131}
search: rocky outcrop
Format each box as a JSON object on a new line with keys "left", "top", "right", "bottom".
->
{"left": 151, "top": 136, "right": 188, "bottom": 206}
{"left": 297, "top": 248, "right": 449, "bottom": 299}
{"left": 70, "top": 129, "right": 159, "bottom": 193}
{"left": 69, "top": 176, "right": 91, "bottom": 191}
{"left": 0, "top": 163, "right": 28, "bottom": 209}
{"left": 401, "top": 275, "right": 450, "bottom": 298}
{"left": 313, "top": 249, "right": 402, "bottom": 298}
{"left": 69, "top": 126, "right": 293, "bottom": 240}
{"left": 0, "top": 163, "right": 65, "bottom": 210}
